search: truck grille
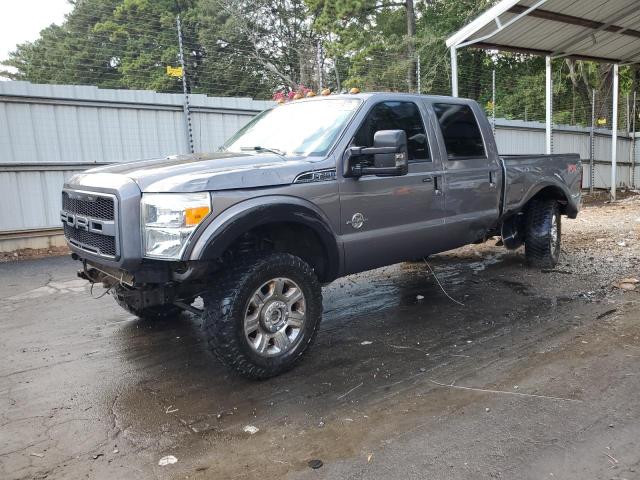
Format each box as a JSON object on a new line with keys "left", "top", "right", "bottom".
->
{"left": 62, "top": 192, "right": 114, "bottom": 220}
{"left": 61, "top": 190, "right": 119, "bottom": 259}
{"left": 63, "top": 225, "right": 117, "bottom": 256}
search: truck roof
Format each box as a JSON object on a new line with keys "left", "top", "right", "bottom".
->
{"left": 290, "top": 91, "right": 476, "bottom": 104}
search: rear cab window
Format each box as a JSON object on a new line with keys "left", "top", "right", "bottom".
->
{"left": 433, "top": 103, "right": 486, "bottom": 160}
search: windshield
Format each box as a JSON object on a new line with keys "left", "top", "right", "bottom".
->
{"left": 223, "top": 98, "right": 361, "bottom": 157}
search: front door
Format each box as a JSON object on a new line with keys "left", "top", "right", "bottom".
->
{"left": 338, "top": 99, "right": 446, "bottom": 275}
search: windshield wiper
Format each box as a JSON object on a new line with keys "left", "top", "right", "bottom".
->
{"left": 240, "top": 146, "right": 287, "bottom": 158}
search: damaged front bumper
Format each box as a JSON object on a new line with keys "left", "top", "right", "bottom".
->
{"left": 75, "top": 256, "right": 206, "bottom": 314}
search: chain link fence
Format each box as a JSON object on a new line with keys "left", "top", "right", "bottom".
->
{"left": 1, "top": 6, "right": 638, "bottom": 189}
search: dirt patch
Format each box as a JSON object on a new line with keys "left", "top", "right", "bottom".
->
{"left": 0, "top": 245, "right": 70, "bottom": 263}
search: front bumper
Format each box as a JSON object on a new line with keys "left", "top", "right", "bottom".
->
{"left": 76, "top": 257, "right": 174, "bottom": 287}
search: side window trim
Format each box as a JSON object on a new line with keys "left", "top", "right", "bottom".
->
{"left": 409, "top": 101, "right": 434, "bottom": 164}
{"left": 432, "top": 102, "right": 488, "bottom": 161}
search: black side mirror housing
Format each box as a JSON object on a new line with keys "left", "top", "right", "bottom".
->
{"left": 372, "top": 130, "right": 409, "bottom": 173}
{"left": 343, "top": 129, "right": 409, "bottom": 178}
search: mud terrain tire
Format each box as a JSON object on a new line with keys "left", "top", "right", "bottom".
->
{"left": 525, "top": 199, "right": 561, "bottom": 268}
{"left": 203, "top": 253, "right": 322, "bottom": 379}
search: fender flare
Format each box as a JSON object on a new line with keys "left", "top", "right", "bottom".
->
{"left": 184, "top": 196, "right": 342, "bottom": 281}
{"left": 510, "top": 178, "right": 580, "bottom": 218}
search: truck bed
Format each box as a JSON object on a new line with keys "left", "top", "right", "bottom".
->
{"left": 500, "top": 154, "right": 582, "bottom": 218}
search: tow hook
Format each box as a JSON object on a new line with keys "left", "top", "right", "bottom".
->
{"left": 174, "top": 301, "right": 203, "bottom": 316}
{"left": 77, "top": 266, "right": 103, "bottom": 284}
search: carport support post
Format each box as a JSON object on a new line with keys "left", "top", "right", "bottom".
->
{"left": 545, "top": 56, "right": 553, "bottom": 155}
{"left": 590, "top": 89, "right": 596, "bottom": 193}
{"left": 611, "top": 63, "right": 619, "bottom": 201}
{"left": 451, "top": 47, "right": 459, "bottom": 97}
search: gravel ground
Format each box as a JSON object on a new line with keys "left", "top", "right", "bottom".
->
{"left": 0, "top": 195, "right": 639, "bottom": 480}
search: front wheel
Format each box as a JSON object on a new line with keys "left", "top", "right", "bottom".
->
{"left": 203, "top": 253, "right": 322, "bottom": 379}
{"left": 524, "top": 199, "right": 561, "bottom": 268}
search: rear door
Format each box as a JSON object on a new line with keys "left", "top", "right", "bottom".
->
{"left": 338, "top": 99, "right": 446, "bottom": 274}
{"left": 428, "top": 101, "right": 500, "bottom": 246}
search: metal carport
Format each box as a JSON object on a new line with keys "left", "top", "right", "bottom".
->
{"left": 446, "top": 0, "right": 640, "bottom": 200}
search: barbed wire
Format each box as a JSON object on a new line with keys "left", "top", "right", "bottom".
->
{"left": 1, "top": 7, "right": 637, "bottom": 131}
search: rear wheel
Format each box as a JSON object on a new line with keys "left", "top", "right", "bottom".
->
{"left": 524, "top": 199, "right": 561, "bottom": 268}
{"left": 203, "top": 253, "right": 322, "bottom": 379}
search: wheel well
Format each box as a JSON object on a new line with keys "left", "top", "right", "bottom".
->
{"left": 222, "top": 222, "right": 331, "bottom": 282}
{"left": 528, "top": 186, "right": 570, "bottom": 215}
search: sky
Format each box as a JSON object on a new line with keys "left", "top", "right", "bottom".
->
{"left": 0, "top": 0, "right": 72, "bottom": 62}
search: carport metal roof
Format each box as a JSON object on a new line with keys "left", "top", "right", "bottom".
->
{"left": 446, "top": 0, "right": 640, "bottom": 199}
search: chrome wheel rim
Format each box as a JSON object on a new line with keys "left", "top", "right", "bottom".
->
{"left": 550, "top": 214, "right": 559, "bottom": 253}
{"left": 244, "top": 277, "right": 306, "bottom": 357}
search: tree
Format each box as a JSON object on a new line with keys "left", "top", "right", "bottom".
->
{"left": 2, "top": 0, "right": 123, "bottom": 86}
{"left": 92, "top": 0, "right": 200, "bottom": 92}
{"left": 2, "top": 0, "right": 635, "bottom": 125}
{"left": 307, "top": 0, "right": 419, "bottom": 91}
{"left": 2, "top": 0, "right": 199, "bottom": 92}
{"left": 197, "top": 0, "right": 321, "bottom": 97}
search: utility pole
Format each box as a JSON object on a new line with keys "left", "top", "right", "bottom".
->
{"left": 416, "top": 56, "right": 421, "bottom": 94}
{"left": 176, "top": 15, "right": 194, "bottom": 154}
{"left": 316, "top": 39, "right": 323, "bottom": 91}
{"left": 406, "top": 0, "right": 416, "bottom": 92}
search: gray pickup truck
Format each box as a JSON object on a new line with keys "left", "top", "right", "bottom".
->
{"left": 61, "top": 92, "right": 582, "bottom": 378}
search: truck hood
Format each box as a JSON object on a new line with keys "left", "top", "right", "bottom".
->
{"left": 83, "top": 152, "right": 321, "bottom": 192}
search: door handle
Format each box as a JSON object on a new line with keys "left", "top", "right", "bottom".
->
{"left": 422, "top": 177, "right": 433, "bottom": 183}
{"left": 489, "top": 170, "right": 497, "bottom": 188}
{"left": 433, "top": 175, "right": 443, "bottom": 195}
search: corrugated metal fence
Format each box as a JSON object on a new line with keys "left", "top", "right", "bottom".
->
{"left": 0, "top": 82, "right": 271, "bottom": 243}
{"left": 0, "top": 82, "right": 638, "bottom": 250}
{"left": 494, "top": 118, "right": 638, "bottom": 190}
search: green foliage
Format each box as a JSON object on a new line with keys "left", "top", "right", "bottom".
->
{"left": 1, "top": 0, "right": 637, "bottom": 127}
{"left": 196, "top": 0, "right": 318, "bottom": 97}
{"left": 93, "top": 0, "right": 191, "bottom": 91}
{"left": 2, "top": 0, "right": 197, "bottom": 92}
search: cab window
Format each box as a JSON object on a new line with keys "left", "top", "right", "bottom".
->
{"left": 433, "top": 103, "right": 486, "bottom": 159}
{"left": 352, "top": 101, "right": 430, "bottom": 162}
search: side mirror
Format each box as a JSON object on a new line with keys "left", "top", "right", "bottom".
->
{"left": 343, "top": 129, "right": 409, "bottom": 178}
{"left": 372, "top": 130, "right": 409, "bottom": 174}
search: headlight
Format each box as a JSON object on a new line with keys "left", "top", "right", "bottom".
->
{"left": 141, "top": 192, "right": 211, "bottom": 259}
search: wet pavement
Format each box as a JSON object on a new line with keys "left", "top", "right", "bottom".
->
{"left": 1, "top": 196, "right": 640, "bottom": 480}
